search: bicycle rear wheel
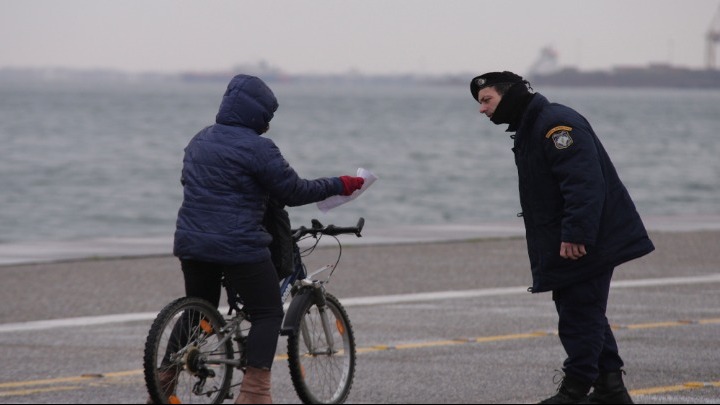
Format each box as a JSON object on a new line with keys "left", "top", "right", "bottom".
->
{"left": 144, "top": 297, "right": 234, "bottom": 404}
{"left": 287, "top": 292, "right": 356, "bottom": 404}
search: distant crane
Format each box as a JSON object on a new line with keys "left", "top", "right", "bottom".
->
{"left": 707, "top": 4, "right": 720, "bottom": 69}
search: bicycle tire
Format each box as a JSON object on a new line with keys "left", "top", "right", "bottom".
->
{"left": 287, "top": 292, "right": 356, "bottom": 404}
{"left": 144, "top": 297, "right": 234, "bottom": 404}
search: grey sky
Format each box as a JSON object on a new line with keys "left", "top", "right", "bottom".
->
{"left": 2, "top": 0, "right": 719, "bottom": 76}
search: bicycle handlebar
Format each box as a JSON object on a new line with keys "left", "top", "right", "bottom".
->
{"left": 292, "top": 217, "right": 365, "bottom": 241}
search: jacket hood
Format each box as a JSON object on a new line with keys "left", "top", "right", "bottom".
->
{"left": 215, "top": 75, "right": 279, "bottom": 134}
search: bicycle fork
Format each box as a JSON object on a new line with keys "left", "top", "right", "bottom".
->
{"left": 281, "top": 281, "right": 337, "bottom": 355}
{"left": 299, "top": 286, "right": 337, "bottom": 355}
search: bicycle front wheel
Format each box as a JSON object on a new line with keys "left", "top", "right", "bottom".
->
{"left": 287, "top": 292, "right": 356, "bottom": 404}
{"left": 144, "top": 297, "right": 234, "bottom": 404}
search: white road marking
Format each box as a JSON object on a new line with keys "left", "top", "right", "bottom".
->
{"left": 2, "top": 273, "right": 719, "bottom": 333}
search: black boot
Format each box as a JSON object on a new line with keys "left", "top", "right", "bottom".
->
{"left": 583, "top": 370, "right": 633, "bottom": 404}
{"left": 539, "top": 373, "right": 592, "bottom": 404}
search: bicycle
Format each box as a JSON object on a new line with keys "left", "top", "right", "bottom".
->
{"left": 143, "top": 218, "right": 364, "bottom": 404}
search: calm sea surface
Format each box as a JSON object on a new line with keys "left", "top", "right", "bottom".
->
{"left": 1, "top": 79, "right": 719, "bottom": 244}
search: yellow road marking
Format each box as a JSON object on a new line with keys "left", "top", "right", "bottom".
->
{"left": 395, "top": 339, "right": 466, "bottom": 349}
{"left": 1, "top": 317, "right": 718, "bottom": 398}
{"left": 0, "top": 385, "right": 80, "bottom": 397}
{"left": 0, "top": 374, "right": 115, "bottom": 389}
{"left": 475, "top": 331, "right": 552, "bottom": 342}
{"left": 624, "top": 320, "right": 693, "bottom": 329}
{"left": 631, "top": 380, "right": 720, "bottom": 396}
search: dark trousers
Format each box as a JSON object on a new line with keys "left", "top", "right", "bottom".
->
{"left": 552, "top": 267, "right": 625, "bottom": 384}
{"left": 181, "top": 259, "right": 284, "bottom": 370}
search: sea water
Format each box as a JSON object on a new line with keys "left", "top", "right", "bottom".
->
{"left": 1, "top": 79, "right": 719, "bottom": 244}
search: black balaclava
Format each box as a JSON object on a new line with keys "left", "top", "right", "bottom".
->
{"left": 490, "top": 82, "right": 534, "bottom": 130}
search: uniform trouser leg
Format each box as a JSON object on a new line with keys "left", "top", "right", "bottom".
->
{"left": 181, "top": 259, "right": 284, "bottom": 370}
{"left": 552, "top": 267, "right": 625, "bottom": 384}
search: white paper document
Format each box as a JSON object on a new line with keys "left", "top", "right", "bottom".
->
{"left": 317, "top": 168, "right": 378, "bottom": 213}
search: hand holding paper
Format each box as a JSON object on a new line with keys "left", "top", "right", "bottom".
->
{"left": 339, "top": 176, "right": 365, "bottom": 195}
{"left": 317, "top": 168, "right": 378, "bottom": 213}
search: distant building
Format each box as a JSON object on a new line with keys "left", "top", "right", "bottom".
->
{"left": 527, "top": 46, "right": 561, "bottom": 77}
{"left": 180, "top": 60, "right": 291, "bottom": 82}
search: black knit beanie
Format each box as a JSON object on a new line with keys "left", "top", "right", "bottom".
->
{"left": 470, "top": 71, "right": 524, "bottom": 101}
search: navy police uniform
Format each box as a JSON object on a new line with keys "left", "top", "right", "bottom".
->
{"left": 513, "top": 93, "right": 655, "bottom": 295}
{"left": 473, "top": 72, "right": 655, "bottom": 388}
{"left": 514, "top": 93, "right": 654, "bottom": 384}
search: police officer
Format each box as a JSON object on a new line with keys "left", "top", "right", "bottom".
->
{"left": 470, "top": 71, "right": 654, "bottom": 404}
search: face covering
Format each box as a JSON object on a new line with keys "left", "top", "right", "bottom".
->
{"left": 490, "top": 82, "right": 534, "bottom": 129}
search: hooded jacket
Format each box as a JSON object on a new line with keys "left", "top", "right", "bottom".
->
{"left": 173, "top": 75, "right": 343, "bottom": 265}
{"left": 512, "top": 93, "right": 655, "bottom": 292}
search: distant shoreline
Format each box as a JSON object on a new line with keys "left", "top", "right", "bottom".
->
{"left": 4, "top": 64, "right": 720, "bottom": 89}
{"left": 529, "top": 64, "right": 720, "bottom": 89}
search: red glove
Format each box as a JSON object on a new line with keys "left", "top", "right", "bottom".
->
{"left": 339, "top": 176, "right": 365, "bottom": 196}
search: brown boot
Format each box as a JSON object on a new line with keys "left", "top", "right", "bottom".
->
{"left": 235, "top": 367, "right": 272, "bottom": 404}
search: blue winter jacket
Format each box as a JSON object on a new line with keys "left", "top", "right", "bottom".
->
{"left": 512, "top": 93, "right": 655, "bottom": 292}
{"left": 173, "top": 75, "right": 344, "bottom": 265}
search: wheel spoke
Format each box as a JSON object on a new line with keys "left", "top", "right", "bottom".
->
{"left": 288, "top": 293, "right": 355, "bottom": 404}
{"left": 144, "top": 297, "right": 236, "bottom": 404}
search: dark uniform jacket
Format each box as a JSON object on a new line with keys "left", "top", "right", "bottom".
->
{"left": 512, "top": 93, "right": 655, "bottom": 292}
{"left": 173, "top": 75, "right": 343, "bottom": 265}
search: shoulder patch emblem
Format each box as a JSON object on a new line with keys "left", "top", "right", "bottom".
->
{"left": 545, "top": 126, "right": 573, "bottom": 150}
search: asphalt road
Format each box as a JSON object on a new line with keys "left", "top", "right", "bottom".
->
{"left": 0, "top": 230, "right": 718, "bottom": 403}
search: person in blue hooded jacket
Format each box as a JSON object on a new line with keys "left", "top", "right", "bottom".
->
{"left": 470, "top": 72, "right": 654, "bottom": 404}
{"left": 171, "top": 74, "right": 364, "bottom": 404}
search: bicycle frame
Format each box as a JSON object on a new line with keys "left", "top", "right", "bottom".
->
{"left": 279, "top": 244, "right": 309, "bottom": 305}
{"left": 191, "top": 246, "right": 311, "bottom": 370}
{"left": 201, "top": 218, "right": 362, "bottom": 368}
